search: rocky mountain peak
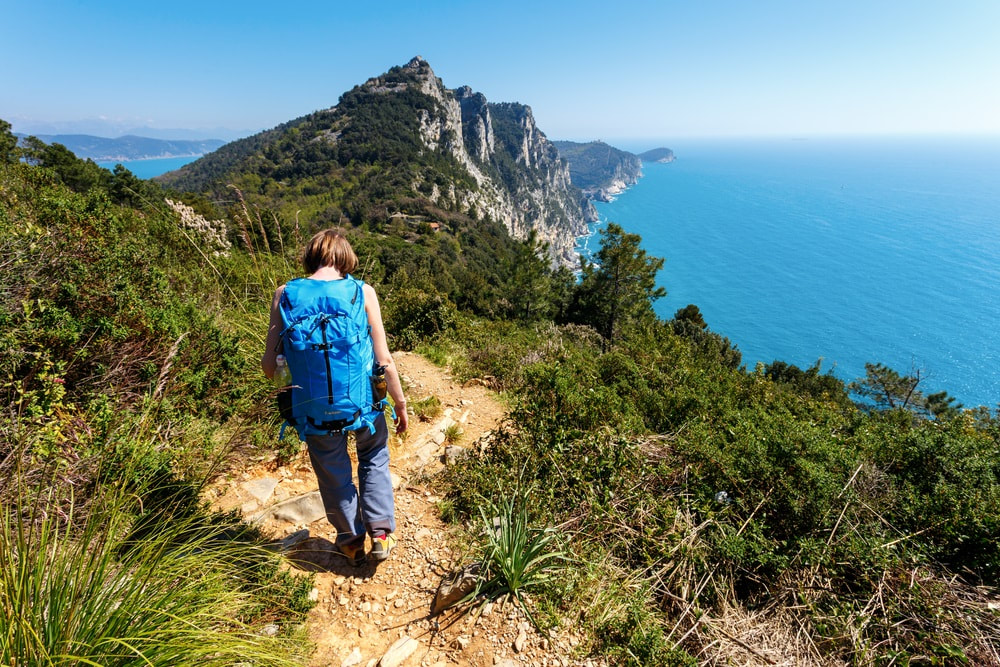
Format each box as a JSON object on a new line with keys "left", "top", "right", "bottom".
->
{"left": 160, "top": 57, "right": 590, "bottom": 266}
{"left": 404, "top": 55, "right": 427, "bottom": 69}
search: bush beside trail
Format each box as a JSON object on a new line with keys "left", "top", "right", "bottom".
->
{"left": 1, "top": 146, "right": 314, "bottom": 665}
{"left": 435, "top": 309, "right": 1000, "bottom": 664}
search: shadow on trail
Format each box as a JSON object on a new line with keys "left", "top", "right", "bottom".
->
{"left": 286, "top": 537, "right": 383, "bottom": 576}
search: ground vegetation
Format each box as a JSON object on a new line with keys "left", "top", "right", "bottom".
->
{"left": 3, "top": 119, "right": 998, "bottom": 665}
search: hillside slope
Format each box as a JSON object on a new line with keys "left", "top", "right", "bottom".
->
{"left": 159, "top": 57, "right": 588, "bottom": 264}
{"left": 552, "top": 140, "right": 642, "bottom": 201}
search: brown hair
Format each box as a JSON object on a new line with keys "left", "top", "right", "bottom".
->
{"left": 302, "top": 229, "right": 358, "bottom": 275}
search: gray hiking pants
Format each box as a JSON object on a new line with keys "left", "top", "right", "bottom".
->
{"left": 306, "top": 413, "right": 395, "bottom": 546}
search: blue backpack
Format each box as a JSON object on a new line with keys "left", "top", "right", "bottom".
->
{"left": 277, "top": 276, "right": 387, "bottom": 440}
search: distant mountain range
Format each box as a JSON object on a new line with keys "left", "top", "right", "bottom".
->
{"left": 10, "top": 117, "right": 251, "bottom": 142}
{"left": 15, "top": 133, "right": 226, "bottom": 162}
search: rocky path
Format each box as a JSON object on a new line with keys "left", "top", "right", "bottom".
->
{"left": 208, "top": 352, "right": 595, "bottom": 667}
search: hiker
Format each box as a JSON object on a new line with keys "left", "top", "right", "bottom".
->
{"left": 261, "top": 229, "right": 408, "bottom": 565}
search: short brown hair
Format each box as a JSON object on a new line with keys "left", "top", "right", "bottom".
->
{"left": 302, "top": 229, "right": 358, "bottom": 275}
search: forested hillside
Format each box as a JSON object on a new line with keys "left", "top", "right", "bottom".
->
{"left": 553, "top": 140, "right": 643, "bottom": 200}
{"left": 4, "top": 104, "right": 1000, "bottom": 667}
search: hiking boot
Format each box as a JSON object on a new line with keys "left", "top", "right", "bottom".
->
{"left": 334, "top": 540, "right": 366, "bottom": 567}
{"left": 370, "top": 533, "right": 397, "bottom": 562}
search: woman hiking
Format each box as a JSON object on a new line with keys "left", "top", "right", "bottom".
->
{"left": 262, "top": 229, "right": 408, "bottom": 565}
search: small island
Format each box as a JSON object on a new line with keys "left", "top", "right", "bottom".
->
{"left": 637, "top": 147, "right": 675, "bottom": 163}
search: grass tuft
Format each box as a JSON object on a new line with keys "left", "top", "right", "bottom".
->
{"left": 410, "top": 395, "right": 442, "bottom": 422}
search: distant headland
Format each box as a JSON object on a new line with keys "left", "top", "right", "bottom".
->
{"left": 637, "top": 147, "right": 676, "bottom": 163}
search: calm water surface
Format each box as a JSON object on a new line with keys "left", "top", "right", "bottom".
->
{"left": 97, "top": 155, "right": 199, "bottom": 179}
{"left": 584, "top": 136, "right": 1000, "bottom": 408}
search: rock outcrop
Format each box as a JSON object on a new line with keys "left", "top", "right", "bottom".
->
{"left": 637, "top": 147, "right": 676, "bottom": 163}
{"left": 381, "top": 57, "right": 587, "bottom": 264}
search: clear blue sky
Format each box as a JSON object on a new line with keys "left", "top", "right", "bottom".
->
{"left": 3, "top": 0, "right": 999, "bottom": 141}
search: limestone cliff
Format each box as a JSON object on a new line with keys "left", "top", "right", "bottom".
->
{"left": 385, "top": 57, "right": 587, "bottom": 264}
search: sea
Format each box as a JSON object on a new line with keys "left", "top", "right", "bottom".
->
{"left": 96, "top": 155, "right": 200, "bottom": 179}
{"left": 581, "top": 135, "right": 1000, "bottom": 409}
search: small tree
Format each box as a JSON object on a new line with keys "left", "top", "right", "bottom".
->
{"left": 571, "top": 222, "right": 665, "bottom": 348}
{"left": 0, "top": 119, "right": 18, "bottom": 164}
{"left": 850, "top": 362, "right": 962, "bottom": 418}
{"left": 505, "top": 231, "right": 554, "bottom": 321}
{"left": 851, "top": 363, "right": 924, "bottom": 412}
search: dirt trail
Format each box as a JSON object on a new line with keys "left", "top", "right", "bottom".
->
{"left": 208, "top": 352, "right": 592, "bottom": 667}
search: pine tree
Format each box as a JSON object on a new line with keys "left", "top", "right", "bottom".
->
{"left": 572, "top": 222, "right": 665, "bottom": 348}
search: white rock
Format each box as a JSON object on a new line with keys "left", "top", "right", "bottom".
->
{"left": 279, "top": 528, "right": 310, "bottom": 551}
{"left": 378, "top": 636, "right": 419, "bottom": 667}
{"left": 514, "top": 630, "right": 527, "bottom": 653}
{"left": 342, "top": 647, "right": 363, "bottom": 667}
{"left": 244, "top": 477, "right": 280, "bottom": 503}
{"left": 259, "top": 491, "right": 326, "bottom": 524}
{"left": 444, "top": 445, "right": 467, "bottom": 465}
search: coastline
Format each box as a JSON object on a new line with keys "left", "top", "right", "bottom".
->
{"left": 587, "top": 138, "right": 1000, "bottom": 409}
{"left": 95, "top": 152, "right": 205, "bottom": 163}
{"left": 95, "top": 154, "right": 203, "bottom": 180}
{"left": 574, "top": 157, "right": 658, "bottom": 259}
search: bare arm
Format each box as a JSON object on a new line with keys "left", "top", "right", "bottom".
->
{"left": 364, "top": 283, "right": 408, "bottom": 433}
{"left": 261, "top": 285, "right": 285, "bottom": 379}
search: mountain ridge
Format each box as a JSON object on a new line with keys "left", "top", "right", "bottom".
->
{"left": 159, "top": 56, "right": 589, "bottom": 265}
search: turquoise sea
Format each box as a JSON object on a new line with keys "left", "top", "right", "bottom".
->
{"left": 96, "top": 155, "right": 199, "bottom": 179}
{"left": 584, "top": 136, "right": 1000, "bottom": 409}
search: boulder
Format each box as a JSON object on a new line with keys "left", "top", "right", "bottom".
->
{"left": 257, "top": 491, "right": 326, "bottom": 524}
{"left": 431, "top": 562, "right": 481, "bottom": 614}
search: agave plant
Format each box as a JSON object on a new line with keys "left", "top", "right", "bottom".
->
{"left": 474, "top": 491, "right": 569, "bottom": 624}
